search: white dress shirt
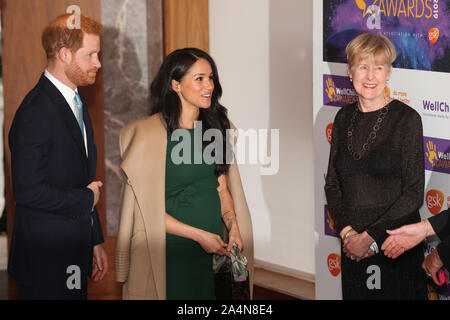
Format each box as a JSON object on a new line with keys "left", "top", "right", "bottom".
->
{"left": 44, "top": 70, "right": 88, "bottom": 156}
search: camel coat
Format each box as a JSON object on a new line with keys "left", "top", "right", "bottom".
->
{"left": 115, "top": 113, "right": 254, "bottom": 300}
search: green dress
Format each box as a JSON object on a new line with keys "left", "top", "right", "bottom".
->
{"left": 165, "top": 128, "right": 223, "bottom": 299}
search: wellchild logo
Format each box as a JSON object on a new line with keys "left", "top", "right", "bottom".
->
{"left": 426, "top": 189, "right": 444, "bottom": 215}
{"left": 325, "top": 78, "right": 338, "bottom": 103}
{"left": 424, "top": 137, "right": 450, "bottom": 174}
{"left": 327, "top": 253, "right": 341, "bottom": 277}
{"left": 423, "top": 100, "right": 449, "bottom": 119}
{"left": 323, "top": 75, "right": 358, "bottom": 107}
{"left": 324, "top": 205, "right": 338, "bottom": 237}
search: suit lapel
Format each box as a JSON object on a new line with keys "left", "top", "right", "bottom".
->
{"left": 39, "top": 75, "right": 89, "bottom": 174}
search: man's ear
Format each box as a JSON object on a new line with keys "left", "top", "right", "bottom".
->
{"left": 171, "top": 79, "right": 180, "bottom": 92}
{"left": 57, "top": 47, "right": 72, "bottom": 64}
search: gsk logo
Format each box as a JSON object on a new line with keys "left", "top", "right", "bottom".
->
{"left": 426, "top": 189, "right": 444, "bottom": 215}
{"left": 327, "top": 253, "right": 341, "bottom": 277}
{"left": 428, "top": 28, "right": 439, "bottom": 45}
{"left": 326, "top": 123, "right": 333, "bottom": 144}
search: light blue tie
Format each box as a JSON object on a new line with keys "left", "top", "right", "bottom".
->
{"left": 74, "top": 92, "right": 85, "bottom": 139}
{"left": 75, "top": 92, "right": 92, "bottom": 226}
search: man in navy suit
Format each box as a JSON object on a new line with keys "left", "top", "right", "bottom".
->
{"left": 8, "top": 13, "right": 108, "bottom": 299}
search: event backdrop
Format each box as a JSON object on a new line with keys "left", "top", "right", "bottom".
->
{"left": 314, "top": 0, "right": 450, "bottom": 299}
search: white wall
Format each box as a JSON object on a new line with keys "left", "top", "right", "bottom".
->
{"left": 209, "top": 0, "right": 314, "bottom": 277}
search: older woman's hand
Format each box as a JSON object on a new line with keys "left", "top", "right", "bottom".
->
{"left": 343, "top": 231, "right": 375, "bottom": 261}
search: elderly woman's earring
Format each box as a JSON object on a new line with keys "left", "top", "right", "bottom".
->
{"left": 349, "top": 77, "right": 353, "bottom": 82}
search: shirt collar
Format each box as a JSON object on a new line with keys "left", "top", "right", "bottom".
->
{"left": 44, "top": 69, "right": 79, "bottom": 107}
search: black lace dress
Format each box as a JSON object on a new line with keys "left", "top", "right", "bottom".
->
{"left": 325, "top": 100, "right": 427, "bottom": 299}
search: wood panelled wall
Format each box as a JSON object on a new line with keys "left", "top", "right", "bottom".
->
{"left": 163, "top": 0, "right": 209, "bottom": 55}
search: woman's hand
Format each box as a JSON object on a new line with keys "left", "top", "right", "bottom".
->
{"left": 227, "top": 222, "right": 244, "bottom": 252}
{"left": 166, "top": 213, "right": 228, "bottom": 256}
{"left": 194, "top": 229, "right": 229, "bottom": 256}
{"left": 422, "top": 249, "right": 444, "bottom": 286}
{"left": 343, "top": 231, "right": 375, "bottom": 261}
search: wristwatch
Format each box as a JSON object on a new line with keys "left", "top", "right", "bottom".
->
{"left": 370, "top": 241, "right": 379, "bottom": 254}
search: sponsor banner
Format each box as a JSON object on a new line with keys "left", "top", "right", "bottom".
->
{"left": 422, "top": 99, "right": 450, "bottom": 120}
{"left": 324, "top": 205, "right": 339, "bottom": 237}
{"left": 424, "top": 136, "right": 450, "bottom": 174}
{"left": 323, "top": 74, "right": 358, "bottom": 107}
{"left": 425, "top": 189, "right": 445, "bottom": 215}
{"left": 327, "top": 253, "right": 342, "bottom": 277}
{"left": 323, "top": 0, "right": 450, "bottom": 73}
{"left": 326, "top": 123, "right": 333, "bottom": 144}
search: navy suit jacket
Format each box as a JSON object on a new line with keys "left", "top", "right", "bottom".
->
{"left": 8, "top": 74, "right": 104, "bottom": 289}
{"left": 429, "top": 209, "right": 450, "bottom": 270}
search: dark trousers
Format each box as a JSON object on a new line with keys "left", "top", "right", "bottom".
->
{"left": 19, "top": 282, "right": 88, "bottom": 300}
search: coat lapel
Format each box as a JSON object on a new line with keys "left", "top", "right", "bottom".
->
{"left": 39, "top": 75, "right": 89, "bottom": 173}
{"left": 120, "top": 114, "right": 167, "bottom": 299}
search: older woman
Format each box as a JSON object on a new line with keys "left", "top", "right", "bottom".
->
{"left": 115, "top": 48, "right": 253, "bottom": 300}
{"left": 325, "top": 33, "right": 427, "bottom": 299}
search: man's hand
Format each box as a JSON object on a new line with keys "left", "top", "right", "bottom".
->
{"left": 92, "top": 244, "right": 108, "bottom": 282}
{"left": 422, "top": 249, "right": 444, "bottom": 286}
{"left": 87, "top": 181, "right": 103, "bottom": 211}
{"left": 382, "top": 221, "right": 428, "bottom": 259}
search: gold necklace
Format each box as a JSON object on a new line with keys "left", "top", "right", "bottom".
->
{"left": 347, "top": 99, "right": 390, "bottom": 160}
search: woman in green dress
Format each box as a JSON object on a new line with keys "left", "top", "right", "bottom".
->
{"left": 154, "top": 48, "right": 244, "bottom": 299}
{"left": 116, "top": 48, "right": 253, "bottom": 300}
